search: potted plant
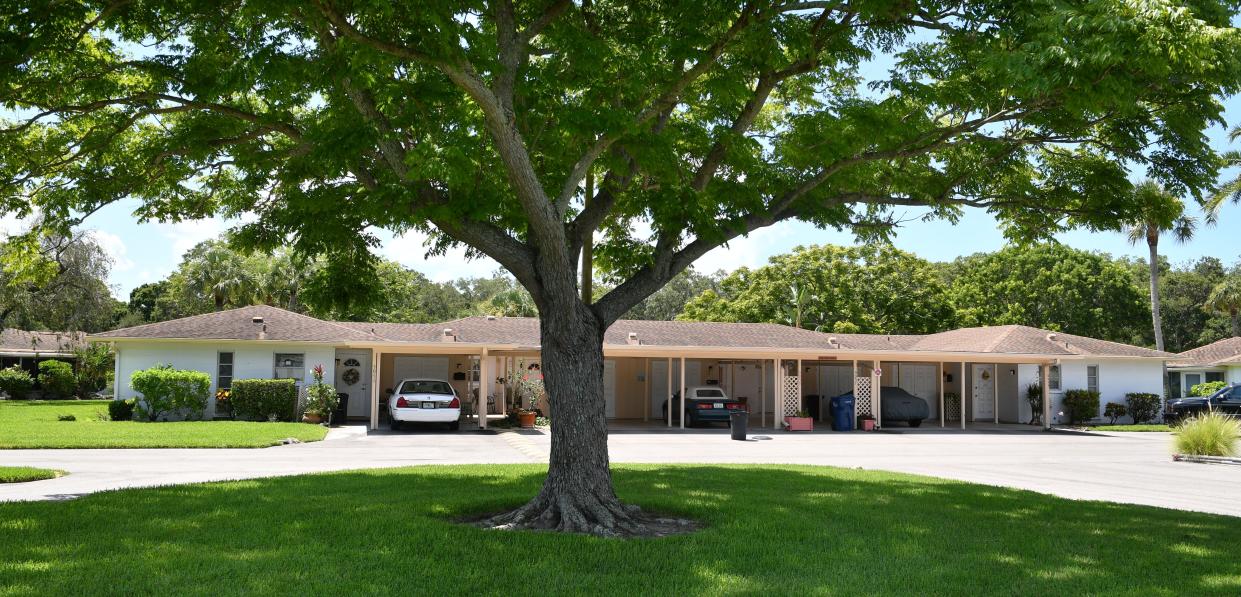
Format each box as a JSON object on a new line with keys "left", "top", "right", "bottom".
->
{"left": 303, "top": 364, "right": 339, "bottom": 425}
{"left": 858, "top": 414, "right": 876, "bottom": 431}
{"left": 785, "top": 409, "right": 813, "bottom": 431}
{"left": 516, "top": 369, "right": 544, "bottom": 429}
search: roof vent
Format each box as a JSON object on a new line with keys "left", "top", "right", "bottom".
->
{"left": 441, "top": 328, "right": 456, "bottom": 342}
{"left": 627, "top": 332, "right": 640, "bottom": 345}
{"left": 252, "top": 316, "right": 264, "bottom": 324}
{"left": 1046, "top": 333, "right": 1057, "bottom": 342}
{"left": 828, "top": 336, "right": 839, "bottom": 346}
{"left": 258, "top": 323, "right": 267, "bottom": 341}
{"left": 486, "top": 315, "right": 497, "bottom": 321}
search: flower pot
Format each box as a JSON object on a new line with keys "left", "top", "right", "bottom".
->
{"left": 861, "top": 418, "right": 876, "bottom": 431}
{"left": 519, "top": 411, "right": 537, "bottom": 428}
{"left": 784, "top": 416, "right": 813, "bottom": 431}
{"left": 302, "top": 413, "right": 322, "bottom": 424}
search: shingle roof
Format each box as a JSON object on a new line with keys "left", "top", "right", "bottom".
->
{"left": 89, "top": 306, "right": 1170, "bottom": 359}
{"left": 0, "top": 329, "right": 85, "bottom": 355}
{"left": 1170, "top": 337, "right": 1241, "bottom": 368}
{"left": 91, "top": 305, "right": 386, "bottom": 343}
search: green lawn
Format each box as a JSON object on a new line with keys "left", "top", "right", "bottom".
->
{"left": 2, "top": 465, "right": 1239, "bottom": 596}
{"left": 0, "top": 400, "right": 327, "bottom": 448}
{"left": 1088, "top": 424, "right": 1174, "bottom": 432}
{"left": 0, "top": 466, "right": 63, "bottom": 483}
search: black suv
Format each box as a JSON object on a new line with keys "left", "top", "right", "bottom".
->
{"left": 1165, "top": 383, "right": 1241, "bottom": 424}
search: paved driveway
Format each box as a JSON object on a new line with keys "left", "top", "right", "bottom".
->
{"left": 2, "top": 427, "right": 1238, "bottom": 517}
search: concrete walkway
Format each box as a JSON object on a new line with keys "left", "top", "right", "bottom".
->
{"left": 2, "top": 427, "right": 1238, "bottom": 517}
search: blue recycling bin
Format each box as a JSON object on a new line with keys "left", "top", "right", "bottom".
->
{"left": 830, "top": 394, "right": 855, "bottom": 432}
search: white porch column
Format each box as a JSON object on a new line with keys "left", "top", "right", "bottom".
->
{"left": 795, "top": 358, "right": 802, "bottom": 420}
{"left": 370, "top": 349, "right": 381, "bottom": 431}
{"left": 960, "top": 362, "right": 966, "bottom": 430}
{"left": 644, "top": 358, "right": 651, "bottom": 422}
{"left": 498, "top": 356, "right": 507, "bottom": 416}
{"left": 112, "top": 343, "right": 122, "bottom": 400}
{"left": 1041, "top": 363, "right": 1052, "bottom": 430}
{"left": 873, "top": 360, "right": 882, "bottom": 429}
{"left": 478, "top": 348, "right": 490, "bottom": 429}
{"left": 666, "top": 357, "right": 673, "bottom": 427}
{"left": 759, "top": 359, "right": 766, "bottom": 426}
{"left": 679, "top": 356, "right": 687, "bottom": 429}
{"left": 773, "top": 358, "right": 782, "bottom": 429}
{"left": 938, "top": 361, "right": 945, "bottom": 428}
{"left": 993, "top": 362, "right": 999, "bottom": 424}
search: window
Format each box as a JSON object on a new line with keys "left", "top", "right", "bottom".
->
{"left": 1168, "top": 372, "right": 1182, "bottom": 399}
{"left": 217, "top": 352, "right": 234, "bottom": 390}
{"left": 1086, "top": 365, "right": 1099, "bottom": 393}
{"left": 1206, "top": 371, "right": 1225, "bottom": 383}
{"left": 274, "top": 353, "right": 306, "bottom": 384}
{"left": 397, "top": 380, "right": 454, "bottom": 395}
{"left": 1185, "top": 373, "right": 1202, "bottom": 394}
{"left": 1048, "top": 365, "right": 1061, "bottom": 391}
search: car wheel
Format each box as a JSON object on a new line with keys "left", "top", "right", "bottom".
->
{"left": 390, "top": 418, "right": 402, "bottom": 431}
{"left": 449, "top": 421, "right": 460, "bottom": 431}
{"left": 908, "top": 419, "right": 922, "bottom": 428}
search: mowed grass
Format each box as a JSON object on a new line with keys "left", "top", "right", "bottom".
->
{"left": 1088, "top": 424, "right": 1174, "bottom": 432}
{"left": 0, "top": 400, "right": 327, "bottom": 448}
{"left": 2, "top": 465, "right": 1240, "bottom": 596}
{"left": 0, "top": 466, "right": 62, "bottom": 483}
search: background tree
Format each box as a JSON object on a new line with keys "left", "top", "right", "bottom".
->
{"left": 1124, "top": 181, "right": 1197, "bottom": 352}
{"left": 681, "top": 245, "right": 955, "bottom": 334}
{"left": 4, "top": 1, "right": 1238, "bottom": 535}
{"left": 0, "top": 226, "right": 121, "bottom": 332}
{"left": 947, "top": 244, "right": 1148, "bottom": 343}
{"left": 623, "top": 268, "right": 722, "bottom": 321}
{"left": 1207, "top": 125, "right": 1241, "bottom": 223}
{"left": 1126, "top": 256, "right": 1235, "bottom": 353}
{"left": 1206, "top": 275, "right": 1241, "bottom": 337}
{"left": 181, "top": 240, "right": 254, "bottom": 311}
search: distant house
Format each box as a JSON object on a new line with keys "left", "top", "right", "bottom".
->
{"left": 0, "top": 329, "right": 85, "bottom": 378}
{"left": 89, "top": 305, "right": 1172, "bottom": 428}
{"left": 1168, "top": 337, "right": 1241, "bottom": 398}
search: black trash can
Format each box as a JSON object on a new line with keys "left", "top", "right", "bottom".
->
{"left": 331, "top": 392, "right": 349, "bottom": 426}
{"left": 831, "top": 394, "right": 855, "bottom": 432}
{"left": 729, "top": 410, "right": 748, "bottom": 440}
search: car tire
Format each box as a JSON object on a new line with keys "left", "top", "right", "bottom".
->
{"left": 449, "top": 421, "right": 460, "bottom": 431}
{"left": 390, "top": 418, "right": 402, "bottom": 431}
{"left": 909, "top": 419, "right": 922, "bottom": 428}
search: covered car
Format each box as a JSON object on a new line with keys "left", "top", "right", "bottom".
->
{"left": 831, "top": 386, "right": 929, "bottom": 427}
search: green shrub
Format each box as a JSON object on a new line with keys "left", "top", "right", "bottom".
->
{"left": 37, "top": 360, "right": 76, "bottom": 399}
{"left": 231, "top": 379, "right": 298, "bottom": 422}
{"left": 108, "top": 398, "right": 136, "bottom": 422}
{"left": 130, "top": 364, "right": 211, "bottom": 421}
{"left": 73, "top": 343, "right": 114, "bottom": 397}
{"left": 1125, "top": 392, "right": 1161, "bottom": 424}
{"left": 1190, "top": 381, "right": 1227, "bottom": 397}
{"left": 1062, "top": 389, "right": 1100, "bottom": 425}
{"left": 1025, "top": 383, "right": 1043, "bottom": 424}
{"left": 1173, "top": 412, "right": 1241, "bottom": 457}
{"left": 1103, "top": 402, "right": 1127, "bottom": 425}
{"left": 303, "top": 365, "right": 339, "bottom": 422}
{"left": 0, "top": 365, "right": 34, "bottom": 399}
{"left": 57, "top": 414, "right": 76, "bottom": 421}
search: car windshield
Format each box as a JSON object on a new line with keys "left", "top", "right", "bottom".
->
{"left": 399, "top": 380, "right": 453, "bottom": 395}
{"left": 695, "top": 389, "right": 725, "bottom": 398}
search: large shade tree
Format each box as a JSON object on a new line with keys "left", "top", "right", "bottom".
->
{"left": 3, "top": 1, "right": 1239, "bottom": 535}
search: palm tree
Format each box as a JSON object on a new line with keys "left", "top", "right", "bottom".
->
{"left": 1206, "top": 125, "right": 1241, "bottom": 224}
{"left": 1125, "top": 181, "right": 1197, "bottom": 352}
{"left": 1206, "top": 276, "right": 1241, "bottom": 337}
{"left": 183, "top": 241, "right": 254, "bottom": 311}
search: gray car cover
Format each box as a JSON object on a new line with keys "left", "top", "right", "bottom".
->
{"left": 831, "top": 387, "right": 929, "bottom": 422}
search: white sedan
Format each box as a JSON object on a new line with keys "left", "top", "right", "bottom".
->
{"left": 388, "top": 378, "right": 461, "bottom": 431}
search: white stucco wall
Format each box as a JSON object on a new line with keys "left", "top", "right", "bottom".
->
{"left": 114, "top": 341, "right": 338, "bottom": 415}
{"left": 1228, "top": 366, "right": 1241, "bottom": 385}
{"left": 1026, "top": 360, "right": 1163, "bottom": 424}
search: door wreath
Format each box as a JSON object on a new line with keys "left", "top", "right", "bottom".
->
{"left": 341, "top": 368, "right": 361, "bottom": 386}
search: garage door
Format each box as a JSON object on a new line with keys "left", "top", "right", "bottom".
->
{"left": 897, "top": 363, "right": 938, "bottom": 417}
{"left": 393, "top": 356, "right": 450, "bottom": 382}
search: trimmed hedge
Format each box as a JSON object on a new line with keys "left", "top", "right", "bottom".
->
{"left": 130, "top": 364, "right": 211, "bottom": 421}
{"left": 1062, "top": 389, "right": 1100, "bottom": 425}
{"left": 37, "top": 360, "right": 76, "bottom": 399}
{"left": 1125, "top": 392, "right": 1161, "bottom": 424}
{"left": 108, "top": 398, "right": 136, "bottom": 422}
{"left": 231, "top": 379, "right": 299, "bottom": 422}
{"left": 0, "top": 365, "right": 34, "bottom": 399}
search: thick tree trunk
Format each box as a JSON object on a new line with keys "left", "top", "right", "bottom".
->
{"left": 478, "top": 297, "right": 686, "bottom": 536}
{"left": 1147, "top": 236, "right": 1164, "bottom": 352}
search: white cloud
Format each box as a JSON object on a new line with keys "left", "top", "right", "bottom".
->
{"left": 692, "top": 221, "right": 799, "bottom": 274}
{"left": 90, "top": 230, "right": 135, "bottom": 272}
{"left": 380, "top": 230, "right": 502, "bottom": 282}
{"left": 0, "top": 213, "right": 29, "bottom": 237}
{"left": 153, "top": 217, "right": 227, "bottom": 258}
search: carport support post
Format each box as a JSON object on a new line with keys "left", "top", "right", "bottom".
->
{"left": 370, "top": 349, "right": 380, "bottom": 431}
{"left": 478, "top": 348, "right": 490, "bottom": 429}
{"left": 679, "top": 356, "right": 686, "bottom": 429}
{"left": 959, "top": 362, "right": 966, "bottom": 430}
{"left": 1041, "top": 363, "right": 1052, "bottom": 430}
{"left": 666, "top": 357, "right": 673, "bottom": 428}
{"left": 873, "top": 360, "right": 881, "bottom": 429}
{"left": 644, "top": 358, "right": 651, "bottom": 421}
{"left": 938, "top": 361, "right": 945, "bottom": 428}
{"left": 759, "top": 359, "right": 766, "bottom": 427}
{"left": 993, "top": 362, "right": 999, "bottom": 424}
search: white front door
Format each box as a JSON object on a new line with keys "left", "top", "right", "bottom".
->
{"left": 604, "top": 359, "right": 617, "bottom": 418}
{"left": 335, "top": 350, "right": 372, "bottom": 419}
{"left": 972, "top": 364, "right": 995, "bottom": 421}
{"left": 651, "top": 360, "right": 669, "bottom": 417}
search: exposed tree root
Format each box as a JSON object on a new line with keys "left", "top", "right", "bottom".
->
{"left": 469, "top": 491, "right": 702, "bottom": 538}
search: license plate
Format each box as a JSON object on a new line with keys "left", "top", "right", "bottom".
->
{"left": 422, "top": 401, "right": 436, "bottom": 409}
{"left": 713, "top": 402, "right": 724, "bottom": 409}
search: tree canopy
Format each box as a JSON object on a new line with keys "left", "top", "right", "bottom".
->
{"left": 0, "top": 226, "right": 121, "bottom": 332}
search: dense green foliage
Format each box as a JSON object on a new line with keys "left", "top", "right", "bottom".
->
{"left": 681, "top": 244, "right": 955, "bottom": 333}
{"left": 1125, "top": 393, "right": 1162, "bottom": 425}
{"left": 0, "top": 228, "right": 123, "bottom": 333}
{"left": 230, "top": 379, "right": 298, "bottom": 422}
{"left": 3, "top": 464, "right": 1241, "bottom": 594}
{"left": 1062, "top": 389, "right": 1101, "bottom": 425}
{"left": 0, "top": 400, "right": 326, "bottom": 448}
{"left": 946, "top": 244, "right": 1148, "bottom": 342}
{"left": 107, "top": 398, "right": 135, "bottom": 422}
{"left": 1174, "top": 412, "right": 1241, "bottom": 457}
{"left": 72, "top": 343, "right": 114, "bottom": 397}
{"left": 35, "top": 360, "right": 75, "bottom": 399}
{"left": 1190, "top": 381, "right": 1229, "bottom": 397}
{"left": 302, "top": 365, "right": 338, "bottom": 420}
{"left": 1129, "top": 257, "right": 1239, "bottom": 353}
{"left": 129, "top": 365, "right": 211, "bottom": 421}
{"left": 0, "top": 365, "right": 34, "bottom": 400}
{"left": 1103, "top": 402, "right": 1127, "bottom": 425}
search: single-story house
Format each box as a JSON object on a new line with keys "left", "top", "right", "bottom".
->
{"left": 0, "top": 329, "right": 86, "bottom": 380}
{"left": 89, "top": 305, "right": 1172, "bottom": 429}
{"left": 1167, "top": 337, "right": 1241, "bottom": 398}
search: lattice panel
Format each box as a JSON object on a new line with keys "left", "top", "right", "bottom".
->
{"left": 855, "top": 377, "right": 873, "bottom": 418}
{"left": 782, "top": 375, "right": 802, "bottom": 417}
{"left": 944, "top": 395, "right": 962, "bottom": 421}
